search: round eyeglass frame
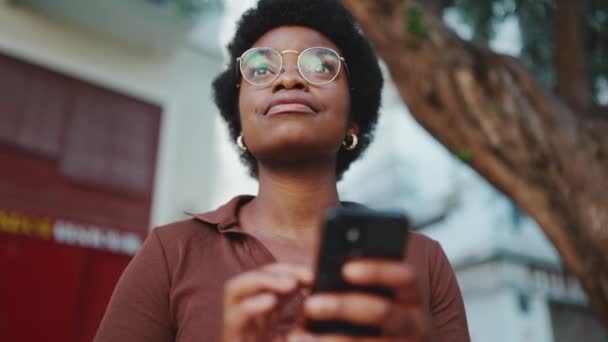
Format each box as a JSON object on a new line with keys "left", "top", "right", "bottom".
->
{"left": 236, "top": 46, "right": 347, "bottom": 87}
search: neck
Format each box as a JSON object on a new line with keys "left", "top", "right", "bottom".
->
{"left": 244, "top": 162, "right": 340, "bottom": 239}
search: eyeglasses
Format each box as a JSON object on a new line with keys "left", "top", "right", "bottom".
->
{"left": 236, "top": 47, "right": 346, "bottom": 87}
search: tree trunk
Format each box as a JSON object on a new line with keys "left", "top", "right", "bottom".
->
{"left": 343, "top": 0, "right": 608, "bottom": 327}
{"left": 554, "top": 0, "right": 594, "bottom": 113}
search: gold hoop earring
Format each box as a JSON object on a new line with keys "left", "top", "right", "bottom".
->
{"left": 342, "top": 133, "right": 358, "bottom": 151}
{"left": 236, "top": 135, "right": 247, "bottom": 151}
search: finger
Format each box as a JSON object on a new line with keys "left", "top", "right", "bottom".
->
{"left": 224, "top": 293, "right": 277, "bottom": 333}
{"left": 303, "top": 293, "right": 391, "bottom": 326}
{"left": 342, "top": 260, "right": 415, "bottom": 288}
{"left": 224, "top": 271, "right": 298, "bottom": 305}
{"left": 303, "top": 294, "right": 431, "bottom": 338}
{"left": 262, "top": 263, "right": 314, "bottom": 285}
{"left": 287, "top": 331, "right": 401, "bottom": 342}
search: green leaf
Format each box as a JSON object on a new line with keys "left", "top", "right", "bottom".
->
{"left": 456, "top": 147, "right": 474, "bottom": 162}
{"left": 404, "top": 4, "right": 429, "bottom": 38}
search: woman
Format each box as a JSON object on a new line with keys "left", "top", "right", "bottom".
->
{"left": 94, "top": 1, "right": 470, "bottom": 341}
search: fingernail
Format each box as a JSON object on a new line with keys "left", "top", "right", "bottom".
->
{"left": 343, "top": 262, "right": 366, "bottom": 278}
{"left": 306, "top": 295, "right": 335, "bottom": 313}
{"left": 279, "top": 277, "right": 296, "bottom": 288}
{"left": 254, "top": 293, "right": 276, "bottom": 306}
{"left": 302, "top": 270, "right": 314, "bottom": 282}
{"left": 288, "top": 332, "right": 314, "bottom": 342}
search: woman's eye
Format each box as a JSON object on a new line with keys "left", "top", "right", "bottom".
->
{"left": 313, "top": 63, "right": 334, "bottom": 74}
{"left": 305, "top": 56, "right": 335, "bottom": 74}
{"left": 253, "top": 67, "right": 268, "bottom": 76}
{"left": 251, "top": 65, "right": 274, "bottom": 77}
{"left": 313, "top": 64, "right": 327, "bottom": 73}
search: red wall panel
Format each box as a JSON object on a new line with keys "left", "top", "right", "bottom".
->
{"left": 0, "top": 52, "right": 160, "bottom": 342}
{"left": 74, "top": 250, "right": 131, "bottom": 342}
{"left": 0, "top": 235, "right": 86, "bottom": 341}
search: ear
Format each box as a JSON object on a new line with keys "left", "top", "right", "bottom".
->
{"left": 348, "top": 122, "right": 360, "bottom": 136}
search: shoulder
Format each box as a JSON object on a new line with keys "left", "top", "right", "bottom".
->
{"left": 147, "top": 217, "right": 224, "bottom": 267}
{"left": 408, "top": 231, "right": 441, "bottom": 250}
{"left": 153, "top": 217, "right": 219, "bottom": 246}
{"left": 407, "top": 231, "right": 456, "bottom": 283}
{"left": 406, "top": 231, "right": 445, "bottom": 267}
{"left": 405, "top": 232, "right": 456, "bottom": 301}
{"left": 150, "top": 195, "right": 251, "bottom": 252}
{"left": 407, "top": 233, "right": 470, "bottom": 340}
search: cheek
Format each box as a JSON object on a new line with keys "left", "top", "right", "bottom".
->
{"left": 334, "top": 87, "right": 352, "bottom": 126}
{"left": 237, "top": 90, "right": 250, "bottom": 119}
{"left": 238, "top": 88, "right": 267, "bottom": 121}
{"left": 237, "top": 91, "right": 256, "bottom": 133}
{"left": 334, "top": 77, "right": 351, "bottom": 117}
{"left": 343, "top": 93, "right": 352, "bottom": 122}
{"left": 237, "top": 93, "right": 246, "bottom": 123}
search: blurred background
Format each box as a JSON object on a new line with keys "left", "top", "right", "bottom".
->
{"left": 0, "top": 0, "right": 606, "bottom": 341}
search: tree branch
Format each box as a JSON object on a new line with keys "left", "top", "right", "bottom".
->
{"left": 419, "top": 0, "right": 454, "bottom": 16}
{"left": 344, "top": 0, "right": 608, "bottom": 327}
{"left": 555, "top": 0, "right": 595, "bottom": 113}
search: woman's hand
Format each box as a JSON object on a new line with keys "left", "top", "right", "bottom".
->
{"left": 290, "top": 260, "right": 431, "bottom": 342}
{"left": 222, "top": 263, "right": 313, "bottom": 342}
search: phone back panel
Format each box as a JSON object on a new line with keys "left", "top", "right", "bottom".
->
{"left": 306, "top": 207, "right": 410, "bottom": 336}
{"left": 311, "top": 206, "right": 410, "bottom": 294}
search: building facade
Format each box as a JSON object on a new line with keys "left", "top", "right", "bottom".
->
{"left": 0, "top": 0, "right": 224, "bottom": 340}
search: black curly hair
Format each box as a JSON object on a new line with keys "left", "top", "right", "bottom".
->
{"left": 212, "top": 0, "right": 383, "bottom": 180}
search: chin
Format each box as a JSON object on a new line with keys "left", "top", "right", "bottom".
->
{"left": 252, "top": 139, "right": 340, "bottom": 163}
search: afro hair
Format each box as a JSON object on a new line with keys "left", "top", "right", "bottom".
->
{"left": 212, "top": 0, "right": 383, "bottom": 180}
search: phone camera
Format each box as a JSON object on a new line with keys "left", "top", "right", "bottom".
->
{"left": 346, "top": 228, "right": 360, "bottom": 243}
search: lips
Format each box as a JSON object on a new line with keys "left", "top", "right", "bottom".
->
{"left": 264, "top": 93, "right": 320, "bottom": 116}
{"left": 266, "top": 103, "right": 316, "bottom": 116}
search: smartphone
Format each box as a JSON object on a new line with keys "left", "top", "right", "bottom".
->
{"left": 305, "top": 206, "right": 410, "bottom": 336}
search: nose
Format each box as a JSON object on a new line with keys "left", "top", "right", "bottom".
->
{"left": 272, "top": 59, "right": 308, "bottom": 92}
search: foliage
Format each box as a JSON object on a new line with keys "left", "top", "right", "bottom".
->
{"left": 404, "top": 3, "right": 430, "bottom": 38}
{"left": 456, "top": 147, "right": 473, "bottom": 162}
{"left": 145, "top": 0, "right": 222, "bottom": 18}
{"left": 449, "top": 0, "right": 608, "bottom": 97}
{"left": 588, "top": 0, "right": 608, "bottom": 95}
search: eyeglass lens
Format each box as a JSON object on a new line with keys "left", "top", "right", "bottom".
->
{"left": 240, "top": 48, "right": 341, "bottom": 85}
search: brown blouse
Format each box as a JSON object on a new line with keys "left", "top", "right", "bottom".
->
{"left": 94, "top": 195, "right": 470, "bottom": 342}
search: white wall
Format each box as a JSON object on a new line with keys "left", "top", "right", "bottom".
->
{"left": 0, "top": 2, "right": 224, "bottom": 227}
{"left": 464, "top": 287, "right": 554, "bottom": 342}
{"left": 208, "top": 0, "right": 260, "bottom": 208}
{"left": 455, "top": 259, "right": 585, "bottom": 342}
